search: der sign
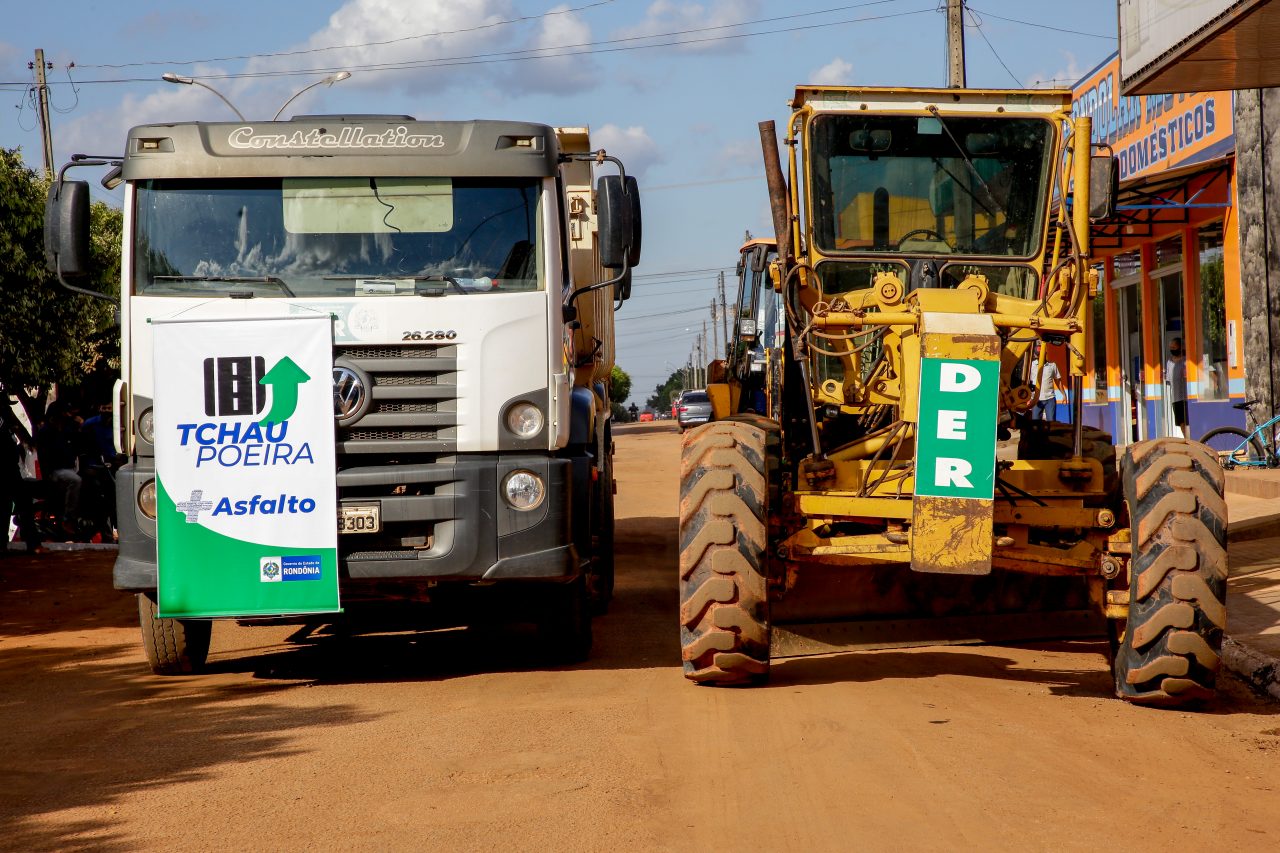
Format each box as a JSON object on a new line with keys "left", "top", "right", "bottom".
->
{"left": 915, "top": 358, "right": 999, "bottom": 500}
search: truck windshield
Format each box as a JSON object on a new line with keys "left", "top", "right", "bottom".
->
{"left": 809, "top": 114, "right": 1054, "bottom": 259}
{"left": 133, "top": 177, "right": 543, "bottom": 296}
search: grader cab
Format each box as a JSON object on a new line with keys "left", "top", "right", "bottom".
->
{"left": 679, "top": 86, "right": 1227, "bottom": 707}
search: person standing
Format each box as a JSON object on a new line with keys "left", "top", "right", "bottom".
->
{"left": 1, "top": 429, "right": 44, "bottom": 556}
{"left": 35, "top": 403, "right": 82, "bottom": 539}
{"left": 1165, "top": 336, "right": 1190, "bottom": 439}
{"left": 1030, "top": 353, "right": 1067, "bottom": 421}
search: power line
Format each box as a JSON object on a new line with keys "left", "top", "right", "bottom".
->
{"left": 632, "top": 266, "right": 732, "bottom": 280}
{"left": 74, "top": 0, "right": 897, "bottom": 70}
{"left": 0, "top": 6, "right": 936, "bottom": 86}
{"left": 616, "top": 305, "right": 713, "bottom": 323}
{"left": 645, "top": 175, "right": 764, "bottom": 192}
{"left": 965, "top": 9, "right": 1022, "bottom": 87}
{"left": 165, "top": 6, "right": 938, "bottom": 83}
{"left": 965, "top": 7, "right": 1114, "bottom": 40}
{"left": 76, "top": 1, "right": 621, "bottom": 69}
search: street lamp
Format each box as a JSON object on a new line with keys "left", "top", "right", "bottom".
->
{"left": 273, "top": 71, "right": 352, "bottom": 121}
{"left": 161, "top": 72, "right": 246, "bottom": 121}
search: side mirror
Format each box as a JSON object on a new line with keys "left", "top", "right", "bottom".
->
{"left": 596, "top": 174, "right": 642, "bottom": 271}
{"left": 751, "top": 245, "right": 769, "bottom": 273}
{"left": 45, "top": 179, "right": 92, "bottom": 277}
{"left": 1088, "top": 154, "right": 1118, "bottom": 222}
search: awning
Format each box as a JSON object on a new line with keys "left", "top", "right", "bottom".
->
{"left": 1090, "top": 155, "right": 1233, "bottom": 251}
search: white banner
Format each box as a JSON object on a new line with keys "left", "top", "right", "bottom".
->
{"left": 152, "top": 315, "right": 340, "bottom": 617}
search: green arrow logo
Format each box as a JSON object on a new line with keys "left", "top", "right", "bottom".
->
{"left": 258, "top": 356, "right": 311, "bottom": 425}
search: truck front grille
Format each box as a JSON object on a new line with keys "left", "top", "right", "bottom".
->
{"left": 335, "top": 342, "right": 458, "bottom": 454}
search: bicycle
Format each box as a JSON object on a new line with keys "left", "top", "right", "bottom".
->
{"left": 1198, "top": 399, "right": 1280, "bottom": 468}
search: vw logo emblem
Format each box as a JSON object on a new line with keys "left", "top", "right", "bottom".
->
{"left": 332, "top": 363, "right": 370, "bottom": 424}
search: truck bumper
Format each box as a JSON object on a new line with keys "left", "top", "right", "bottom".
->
{"left": 112, "top": 454, "right": 579, "bottom": 592}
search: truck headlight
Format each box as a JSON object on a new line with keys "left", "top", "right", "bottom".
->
{"left": 502, "top": 470, "right": 545, "bottom": 511}
{"left": 505, "top": 402, "right": 544, "bottom": 439}
{"left": 138, "top": 407, "right": 155, "bottom": 444}
{"left": 138, "top": 479, "right": 158, "bottom": 519}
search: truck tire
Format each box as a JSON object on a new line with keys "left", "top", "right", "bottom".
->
{"left": 1113, "top": 438, "right": 1227, "bottom": 706}
{"left": 679, "top": 419, "right": 774, "bottom": 685}
{"left": 589, "top": 431, "right": 616, "bottom": 615}
{"left": 538, "top": 576, "right": 592, "bottom": 664}
{"left": 137, "top": 592, "right": 211, "bottom": 675}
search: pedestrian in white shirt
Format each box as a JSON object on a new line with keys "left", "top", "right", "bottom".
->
{"left": 1030, "top": 356, "right": 1067, "bottom": 421}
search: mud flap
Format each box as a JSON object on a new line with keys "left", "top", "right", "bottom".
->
{"left": 911, "top": 496, "right": 993, "bottom": 575}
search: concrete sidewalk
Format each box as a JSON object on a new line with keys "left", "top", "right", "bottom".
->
{"left": 1224, "top": 468, "right": 1280, "bottom": 699}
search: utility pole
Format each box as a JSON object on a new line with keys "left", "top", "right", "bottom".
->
{"left": 946, "top": 0, "right": 966, "bottom": 89}
{"left": 717, "top": 270, "right": 730, "bottom": 359}
{"left": 702, "top": 320, "right": 709, "bottom": 384}
{"left": 709, "top": 300, "right": 719, "bottom": 364}
{"left": 31, "top": 49, "right": 55, "bottom": 178}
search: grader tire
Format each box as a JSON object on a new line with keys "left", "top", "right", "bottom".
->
{"left": 678, "top": 419, "right": 775, "bottom": 685}
{"left": 1114, "top": 437, "right": 1227, "bottom": 706}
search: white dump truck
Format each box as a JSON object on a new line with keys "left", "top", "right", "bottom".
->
{"left": 44, "top": 117, "right": 640, "bottom": 672}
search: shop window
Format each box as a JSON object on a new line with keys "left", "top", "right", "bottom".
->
{"left": 1112, "top": 250, "right": 1140, "bottom": 281}
{"left": 1091, "top": 265, "right": 1108, "bottom": 404}
{"left": 1154, "top": 235, "right": 1183, "bottom": 270}
{"left": 1197, "top": 222, "right": 1228, "bottom": 401}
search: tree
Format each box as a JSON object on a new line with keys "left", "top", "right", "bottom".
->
{"left": 0, "top": 148, "right": 122, "bottom": 440}
{"left": 608, "top": 365, "right": 632, "bottom": 422}
{"left": 646, "top": 368, "right": 686, "bottom": 411}
{"left": 609, "top": 365, "right": 632, "bottom": 405}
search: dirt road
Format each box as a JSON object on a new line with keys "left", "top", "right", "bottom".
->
{"left": 3, "top": 423, "right": 1279, "bottom": 851}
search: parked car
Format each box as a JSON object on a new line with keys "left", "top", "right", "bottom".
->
{"left": 639, "top": 411, "right": 655, "bottom": 423}
{"left": 677, "top": 390, "right": 713, "bottom": 431}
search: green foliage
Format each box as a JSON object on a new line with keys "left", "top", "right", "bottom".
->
{"left": 609, "top": 364, "right": 632, "bottom": 404}
{"left": 0, "top": 148, "right": 122, "bottom": 438}
{"left": 646, "top": 369, "right": 687, "bottom": 411}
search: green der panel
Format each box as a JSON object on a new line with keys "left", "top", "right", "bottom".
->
{"left": 915, "top": 358, "right": 1000, "bottom": 500}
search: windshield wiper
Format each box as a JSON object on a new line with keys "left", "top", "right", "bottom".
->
{"left": 926, "top": 105, "right": 1005, "bottom": 218}
{"left": 153, "top": 275, "right": 297, "bottom": 297}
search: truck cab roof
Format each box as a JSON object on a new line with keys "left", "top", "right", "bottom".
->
{"left": 122, "top": 117, "right": 562, "bottom": 180}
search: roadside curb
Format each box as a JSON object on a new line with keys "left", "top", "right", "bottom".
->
{"left": 4, "top": 542, "right": 119, "bottom": 553}
{"left": 1228, "top": 516, "right": 1280, "bottom": 543}
{"left": 1222, "top": 637, "right": 1280, "bottom": 701}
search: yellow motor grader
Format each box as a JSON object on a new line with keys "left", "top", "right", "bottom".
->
{"left": 679, "top": 86, "right": 1227, "bottom": 706}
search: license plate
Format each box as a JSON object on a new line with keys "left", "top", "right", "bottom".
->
{"left": 338, "top": 504, "right": 380, "bottom": 534}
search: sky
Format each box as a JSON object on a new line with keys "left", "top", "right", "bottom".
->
{"left": 2, "top": 0, "right": 1119, "bottom": 405}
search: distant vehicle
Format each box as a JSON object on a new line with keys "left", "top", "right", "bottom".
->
{"left": 677, "top": 390, "right": 712, "bottom": 431}
{"left": 639, "top": 412, "right": 655, "bottom": 423}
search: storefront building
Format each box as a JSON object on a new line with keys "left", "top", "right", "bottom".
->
{"left": 1072, "top": 53, "right": 1246, "bottom": 444}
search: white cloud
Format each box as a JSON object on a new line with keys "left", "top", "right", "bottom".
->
{"left": 0, "top": 41, "right": 22, "bottom": 71}
{"left": 712, "top": 139, "right": 760, "bottom": 178}
{"left": 592, "top": 124, "right": 662, "bottom": 178}
{"left": 809, "top": 58, "right": 852, "bottom": 86}
{"left": 501, "top": 4, "right": 598, "bottom": 95}
{"left": 1026, "top": 50, "right": 1084, "bottom": 89}
{"left": 613, "top": 0, "right": 762, "bottom": 54}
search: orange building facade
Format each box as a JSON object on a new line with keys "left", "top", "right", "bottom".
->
{"left": 1073, "top": 53, "right": 1245, "bottom": 443}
